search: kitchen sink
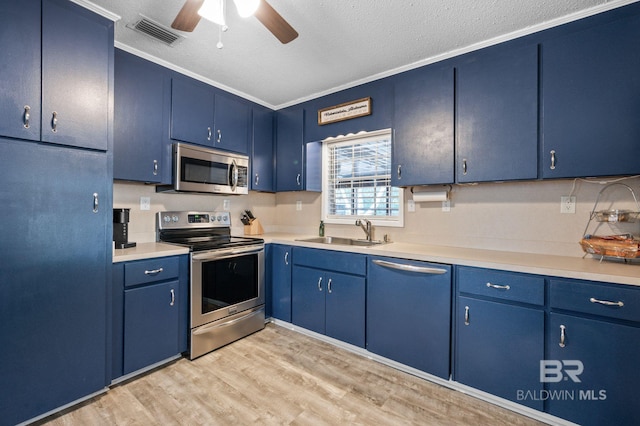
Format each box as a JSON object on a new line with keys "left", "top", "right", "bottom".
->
{"left": 296, "top": 236, "right": 385, "bottom": 247}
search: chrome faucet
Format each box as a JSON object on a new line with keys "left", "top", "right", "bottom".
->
{"left": 355, "top": 219, "right": 373, "bottom": 242}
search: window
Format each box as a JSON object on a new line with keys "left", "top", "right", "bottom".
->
{"left": 322, "top": 128, "right": 403, "bottom": 227}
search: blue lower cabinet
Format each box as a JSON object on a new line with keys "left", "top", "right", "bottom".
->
{"left": 270, "top": 244, "right": 292, "bottom": 321}
{"left": 367, "top": 257, "right": 452, "bottom": 378}
{"left": 455, "top": 297, "right": 544, "bottom": 410}
{"left": 292, "top": 265, "right": 330, "bottom": 335}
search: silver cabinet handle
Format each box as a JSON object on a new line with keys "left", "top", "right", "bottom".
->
{"left": 153, "top": 159, "right": 158, "bottom": 176}
{"left": 170, "top": 288, "right": 175, "bottom": 306}
{"left": 51, "top": 111, "right": 58, "bottom": 132}
{"left": 559, "top": 324, "right": 566, "bottom": 348}
{"left": 486, "top": 282, "right": 511, "bottom": 290}
{"left": 217, "top": 129, "right": 222, "bottom": 144}
{"left": 296, "top": 173, "right": 301, "bottom": 186}
{"left": 327, "top": 278, "right": 332, "bottom": 294}
{"left": 590, "top": 297, "right": 624, "bottom": 307}
{"left": 284, "top": 251, "right": 289, "bottom": 265}
{"left": 464, "top": 306, "right": 470, "bottom": 325}
{"left": 23, "top": 105, "right": 30, "bottom": 128}
{"left": 207, "top": 127, "right": 212, "bottom": 141}
{"left": 317, "top": 276, "right": 323, "bottom": 292}
{"left": 255, "top": 173, "right": 259, "bottom": 186}
{"left": 397, "top": 164, "right": 402, "bottom": 180}
{"left": 372, "top": 259, "right": 447, "bottom": 275}
{"left": 462, "top": 159, "right": 468, "bottom": 175}
{"left": 92, "top": 192, "right": 99, "bottom": 213}
{"left": 144, "top": 267, "right": 164, "bottom": 275}
{"left": 550, "top": 150, "right": 556, "bottom": 170}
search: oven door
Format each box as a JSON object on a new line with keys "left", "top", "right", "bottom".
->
{"left": 190, "top": 245, "right": 264, "bottom": 328}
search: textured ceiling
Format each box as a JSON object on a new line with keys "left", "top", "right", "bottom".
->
{"left": 85, "top": 0, "right": 630, "bottom": 109}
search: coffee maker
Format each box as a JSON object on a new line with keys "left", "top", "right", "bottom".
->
{"left": 113, "top": 208, "right": 136, "bottom": 249}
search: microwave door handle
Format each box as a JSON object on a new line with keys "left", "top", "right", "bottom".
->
{"left": 230, "top": 159, "right": 238, "bottom": 191}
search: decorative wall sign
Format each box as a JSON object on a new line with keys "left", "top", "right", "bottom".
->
{"left": 318, "top": 97, "right": 372, "bottom": 125}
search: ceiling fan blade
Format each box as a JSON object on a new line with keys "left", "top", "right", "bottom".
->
{"left": 254, "top": 0, "right": 298, "bottom": 44}
{"left": 171, "top": 0, "right": 205, "bottom": 32}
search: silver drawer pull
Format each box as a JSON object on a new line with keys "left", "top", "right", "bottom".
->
{"left": 462, "top": 159, "right": 468, "bottom": 175}
{"left": 144, "top": 267, "right": 164, "bottom": 275}
{"left": 464, "top": 306, "right": 470, "bottom": 325}
{"left": 153, "top": 159, "right": 158, "bottom": 176}
{"left": 550, "top": 150, "right": 556, "bottom": 170}
{"left": 486, "top": 282, "right": 510, "bottom": 290}
{"left": 23, "top": 105, "right": 31, "bottom": 128}
{"left": 51, "top": 111, "right": 58, "bottom": 132}
{"left": 372, "top": 259, "right": 447, "bottom": 275}
{"left": 170, "top": 288, "right": 175, "bottom": 306}
{"left": 397, "top": 164, "right": 402, "bottom": 179}
{"left": 327, "top": 278, "right": 332, "bottom": 294}
{"left": 284, "top": 251, "right": 289, "bottom": 265}
{"left": 317, "top": 276, "right": 323, "bottom": 292}
{"left": 589, "top": 297, "right": 624, "bottom": 307}
{"left": 207, "top": 127, "right": 212, "bottom": 141}
{"left": 559, "top": 324, "right": 566, "bottom": 348}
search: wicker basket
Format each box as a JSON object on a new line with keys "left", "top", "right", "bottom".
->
{"left": 580, "top": 234, "right": 640, "bottom": 259}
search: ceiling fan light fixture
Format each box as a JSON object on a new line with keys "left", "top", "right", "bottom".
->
{"left": 233, "top": 0, "right": 260, "bottom": 17}
{"left": 198, "top": 0, "right": 226, "bottom": 26}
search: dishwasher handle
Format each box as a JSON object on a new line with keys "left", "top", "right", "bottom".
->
{"left": 372, "top": 259, "right": 447, "bottom": 275}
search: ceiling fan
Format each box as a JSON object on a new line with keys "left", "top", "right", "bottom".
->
{"left": 171, "top": 0, "right": 298, "bottom": 44}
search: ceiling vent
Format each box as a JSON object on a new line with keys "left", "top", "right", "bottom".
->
{"left": 127, "top": 16, "right": 184, "bottom": 46}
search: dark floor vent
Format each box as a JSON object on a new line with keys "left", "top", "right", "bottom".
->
{"left": 127, "top": 16, "right": 183, "bottom": 46}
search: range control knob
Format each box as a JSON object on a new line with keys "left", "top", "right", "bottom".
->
{"left": 172, "top": 215, "right": 179, "bottom": 222}
{"left": 217, "top": 215, "right": 223, "bottom": 222}
{"left": 163, "top": 215, "right": 171, "bottom": 223}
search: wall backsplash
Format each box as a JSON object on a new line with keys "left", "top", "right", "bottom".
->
{"left": 115, "top": 176, "right": 640, "bottom": 258}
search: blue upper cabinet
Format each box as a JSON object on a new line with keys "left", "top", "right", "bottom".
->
{"left": 275, "top": 107, "right": 305, "bottom": 191}
{"left": 392, "top": 64, "right": 454, "bottom": 186}
{"left": 214, "top": 92, "right": 250, "bottom": 154}
{"left": 541, "top": 11, "right": 640, "bottom": 178}
{"left": 41, "top": 0, "right": 112, "bottom": 151}
{"left": 456, "top": 43, "right": 538, "bottom": 183}
{"left": 0, "top": 0, "right": 41, "bottom": 141}
{"left": 0, "top": 0, "right": 112, "bottom": 150}
{"left": 114, "top": 49, "right": 167, "bottom": 182}
{"left": 171, "top": 77, "right": 215, "bottom": 147}
{"left": 251, "top": 106, "right": 275, "bottom": 191}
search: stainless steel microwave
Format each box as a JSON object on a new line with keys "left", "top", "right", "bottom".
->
{"left": 157, "top": 143, "right": 249, "bottom": 195}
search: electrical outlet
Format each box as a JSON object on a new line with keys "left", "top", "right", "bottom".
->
{"left": 223, "top": 199, "right": 230, "bottom": 211}
{"left": 296, "top": 201, "right": 302, "bottom": 211}
{"left": 407, "top": 200, "right": 415, "bottom": 212}
{"left": 442, "top": 200, "right": 451, "bottom": 212}
{"left": 561, "top": 196, "right": 576, "bottom": 214}
{"left": 139, "top": 196, "right": 150, "bottom": 211}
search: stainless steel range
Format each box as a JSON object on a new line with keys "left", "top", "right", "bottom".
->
{"left": 158, "top": 211, "right": 265, "bottom": 359}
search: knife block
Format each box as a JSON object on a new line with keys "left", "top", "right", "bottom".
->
{"left": 244, "top": 219, "right": 264, "bottom": 235}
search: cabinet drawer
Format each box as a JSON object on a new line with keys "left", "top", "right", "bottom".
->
{"left": 124, "top": 256, "right": 180, "bottom": 287}
{"left": 293, "top": 247, "right": 366, "bottom": 276}
{"left": 550, "top": 279, "right": 640, "bottom": 323}
{"left": 457, "top": 266, "right": 545, "bottom": 305}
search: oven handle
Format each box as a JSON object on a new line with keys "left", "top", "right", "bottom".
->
{"left": 192, "top": 307, "right": 264, "bottom": 335}
{"left": 192, "top": 246, "right": 264, "bottom": 261}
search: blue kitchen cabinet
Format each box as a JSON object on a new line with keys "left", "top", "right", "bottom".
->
{"left": 171, "top": 77, "right": 215, "bottom": 147}
{"left": 275, "top": 107, "right": 305, "bottom": 191}
{"left": 0, "top": 0, "right": 112, "bottom": 151}
{"left": 0, "top": 138, "right": 110, "bottom": 425}
{"left": 214, "top": 92, "right": 250, "bottom": 154}
{"left": 270, "top": 244, "right": 292, "bottom": 321}
{"left": 0, "top": 0, "right": 41, "bottom": 141}
{"left": 541, "top": 12, "right": 640, "bottom": 178}
{"left": 392, "top": 64, "right": 454, "bottom": 186}
{"left": 545, "top": 279, "right": 640, "bottom": 426}
{"left": 251, "top": 106, "right": 275, "bottom": 191}
{"left": 454, "top": 267, "right": 545, "bottom": 410}
{"left": 291, "top": 248, "right": 366, "bottom": 347}
{"left": 367, "top": 257, "right": 452, "bottom": 378}
{"left": 114, "top": 49, "right": 167, "bottom": 182}
{"left": 456, "top": 43, "right": 538, "bottom": 182}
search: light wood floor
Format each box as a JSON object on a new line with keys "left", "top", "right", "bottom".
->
{"left": 38, "top": 324, "right": 544, "bottom": 425}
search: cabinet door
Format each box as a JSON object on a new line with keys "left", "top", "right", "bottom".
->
{"left": 0, "top": 139, "right": 109, "bottom": 425}
{"left": 367, "top": 258, "right": 452, "bottom": 378}
{"left": 41, "top": 0, "right": 111, "bottom": 150}
{"left": 214, "top": 93, "right": 250, "bottom": 154}
{"left": 455, "top": 297, "right": 544, "bottom": 410}
{"left": 291, "top": 266, "right": 325, "bottom": 334}
{"left": 325, "top": 271, "right": 366, "bottom": 348}
{"left": 276, "top": 108, "right": 304, "bottom": 191}
{"left": 252, "top": 107, "right": 275, "bottom": 191}
{"left": 114, "top": 49, "right": 165, "bottom": 182}
{"left": 124, "top": 280, "right": 180, "bottom": 374}
{"left": 0, "top": 0, "right": 41, "bottom": 141}
{"left": 456, "top": 44, "right": 538, "bottom": 182}
{"left": 392, "top": 65, "right": 454, "bottom": 186}
{"left": 546, "top": 314, "right": 640, "bottom": 426}
{"left": 170, "top": 77, "right": 215, "bottom": 146}
{"left": 271, "top": 245, "right": 292, "bottom": 321}
{"left": 542, "top": 13, "right": 640, "bottom": 178}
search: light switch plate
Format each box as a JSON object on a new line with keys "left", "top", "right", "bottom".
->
{"left": 442, "top": 200, "right": 451, "bottom": 212}
{"left": 407, "top": 200, "right": 415, "bottom": 212}
{"left": 223, "top": 199, "right": 230, "bottom": 211}
{"left": 296, "top": 201, "right": 302, "bottom": 211}
{"left": 140, "top": 196, "right": 150, "bottom": 211}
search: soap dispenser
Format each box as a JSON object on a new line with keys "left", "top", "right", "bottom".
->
{"left": 319, "top": 220, "right": 325, "bottom": 237}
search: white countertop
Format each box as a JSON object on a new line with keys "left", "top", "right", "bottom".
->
{"left": 113, "top": 242, "right": 189, "bottom": 263}
{"left": 263, "top": 233, "right": 640, "bottom": 287}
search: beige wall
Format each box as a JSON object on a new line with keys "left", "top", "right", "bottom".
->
{"left": 115, "top": 176, "right": 640, "bottom": 258}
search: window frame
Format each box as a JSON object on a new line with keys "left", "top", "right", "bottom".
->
{"left": 321, "top": 128, "right": 404, "bottom": 227}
